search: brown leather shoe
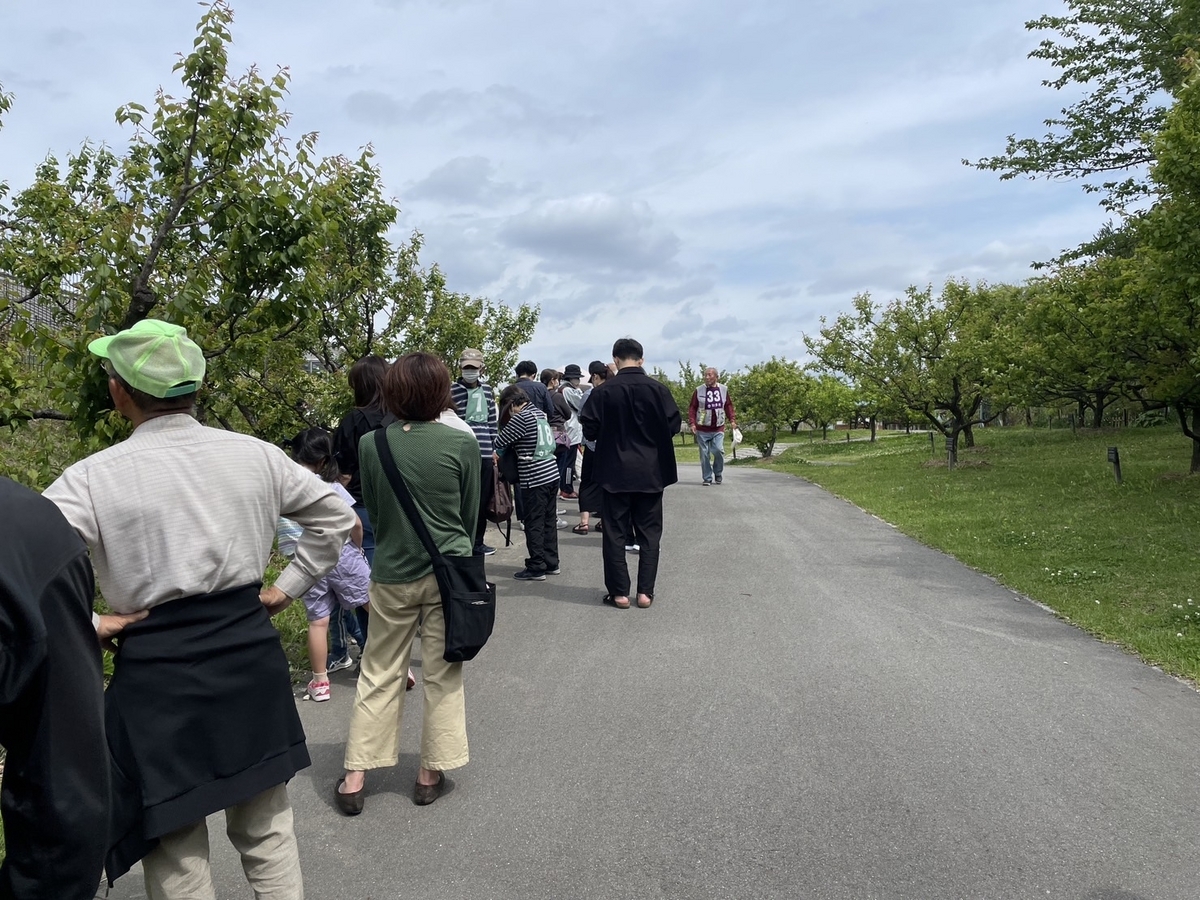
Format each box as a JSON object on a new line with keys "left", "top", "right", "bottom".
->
{"left": 335, "top": 778, "right": 364, "bottom": 816}
{"left": 413, "top": 771, "right": 445, "bottom": 806}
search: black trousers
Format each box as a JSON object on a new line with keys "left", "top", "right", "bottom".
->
{"left": 474, "top": 458, "right": 494, "bottom": 548}
{"left": 521, "top": 482, "right": 560, "bottom": 574}
{"left": 556, "top": 444, "right": 578, "bottom": 493}
{"left": 600, "top": 490, "right": 664, "bottom": 598}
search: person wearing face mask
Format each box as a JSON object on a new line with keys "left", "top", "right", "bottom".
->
{"left": 450, "top": 348, "right": 500, "bottom": 556}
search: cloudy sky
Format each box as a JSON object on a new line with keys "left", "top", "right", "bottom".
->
{"left": 0, "top": 0, "right": 1107, "bottom": 374}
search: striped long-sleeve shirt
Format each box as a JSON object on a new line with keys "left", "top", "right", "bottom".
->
{"left": 449, "top": 380, "right": 498, "bottom": 460}
{"left": 495, "top": 406, "right": 559, "bottom": 489}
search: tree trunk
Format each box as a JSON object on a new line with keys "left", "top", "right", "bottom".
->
{"left": 765, "top": 423, "right": 777, "bottom": 458}
{"left": 1077, "top": 399, "right": 1087, "bottom": 426}
{"left": 870, "top": 416, "right": 877, "bottom": 443}
{"left": 1179, "top": 405, "right": 1200, "bottom": 475}
{"left": 1091, "top": 391, "right": 1109, "bottom": 428}
{"left": 821, "top": 424, "right": 828, "bottom": 440}
{"left": 962, "top": 421, "right": 975, "bottom": 448}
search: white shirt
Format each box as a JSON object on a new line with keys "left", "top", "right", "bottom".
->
{"left": 438, "top": 408, "right": 478, "bottom": 440}
{"left": 43, "top": 415, "right": 356, "bottom": 613}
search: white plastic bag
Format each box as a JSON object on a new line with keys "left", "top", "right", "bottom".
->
{"left": 732, "top": 427, "right": 743, "bottom": 445}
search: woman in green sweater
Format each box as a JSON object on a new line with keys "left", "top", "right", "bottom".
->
{"left": 336, "top": 353, "right": 481, "bottom": 814}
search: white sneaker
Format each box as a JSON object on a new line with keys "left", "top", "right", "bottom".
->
{"left": 625, "top": 544, "right": 640, "bottom": 552}
{"left": 327, "top": 654, "right": 356, "bottom": 674}
{"left": 556, "top": 518, "right": 568, "bottom": 529}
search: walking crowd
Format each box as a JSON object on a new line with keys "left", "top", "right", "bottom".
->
{"left": 0, "top": 322, "right": 756, "bottom": 900}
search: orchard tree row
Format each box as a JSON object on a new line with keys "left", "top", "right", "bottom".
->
{"left": 0, "top": 2, "right": 537, "bottom": 487}
{"left": 660, "top": 1, "right": 1200, "bottom": 473}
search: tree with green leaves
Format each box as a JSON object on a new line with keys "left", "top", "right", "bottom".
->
{"left": 968, "top": 0, "right": 1200, "bottom": 215}
{"left": 1121, "top": 60, "right": 1200, "bottom": 472}
{"left": 806, "top": 282, "right": 1016, "bottom": 465}
{"left": 727, "top": 357, "right": 807, "bottom": 457}
{"left": 803, "top": 373, "right": 854, "bottom": 441}
{"left": 1014, "top": 261, "right": 1137, "bottom": 427}
{"left": 0, "top": 2, "right": 537, "bottom": 487}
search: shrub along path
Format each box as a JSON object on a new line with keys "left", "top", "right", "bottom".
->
{"left": 106, "top": 457, "right": 1200, "bottom": 899}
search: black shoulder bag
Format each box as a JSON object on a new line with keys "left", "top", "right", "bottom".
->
{"left": 374, "top": 428, "right": 496, "bottom": 662}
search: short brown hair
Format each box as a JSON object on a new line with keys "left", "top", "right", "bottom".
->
{"left": 384, "top": 352, "right": 453, "bottom": 422}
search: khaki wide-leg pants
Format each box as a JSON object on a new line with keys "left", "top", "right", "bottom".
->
{"left": 141, "top": 784, "right": 302, "bottom": 900}
{"left": 344, "top": 574, "right": 469, "bottom": 772}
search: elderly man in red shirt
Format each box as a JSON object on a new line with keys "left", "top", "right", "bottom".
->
{"left": 687, "top": 366, "right": 737, "bottom": 486}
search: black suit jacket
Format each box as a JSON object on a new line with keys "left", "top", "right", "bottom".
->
{"left": 0, "top": 477, "right": 107, "bottom": 900}
{"left": 579, "top": 367, "right": 681, "bottom": 492}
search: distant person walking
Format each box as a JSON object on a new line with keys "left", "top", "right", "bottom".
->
{"left": 450, "top": 348, "right": 500, "bottom": 556}
{"left": 579, "top": 338, "right": 680, "bottom": 609}
{"left": 44, "top": 319, "right": 355, "bottom": 898}
{"left": 688, "top": 366, "right": 737, "bottom": 486}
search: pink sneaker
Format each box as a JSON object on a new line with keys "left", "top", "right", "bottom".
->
{"left": 307, "top": 679, "right": 331, "bottom": 702}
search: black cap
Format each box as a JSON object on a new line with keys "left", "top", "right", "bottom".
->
{"left": 587, "top": 360, "right": 608, "bottom": 376}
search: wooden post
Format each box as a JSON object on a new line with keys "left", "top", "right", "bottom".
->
{"left": 1108, "top": 446, "right": 1122, "bottom": 485}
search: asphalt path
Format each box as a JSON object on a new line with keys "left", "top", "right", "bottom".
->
{"left": 109, "top": 463, "right": 1200, "bottom": 899}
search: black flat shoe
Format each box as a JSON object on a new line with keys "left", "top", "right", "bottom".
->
{"left": 413, "top": 771, "right": 445, "bottom": 806}
{"left": 335, "top": 778, "right": 364, "bottom": 816}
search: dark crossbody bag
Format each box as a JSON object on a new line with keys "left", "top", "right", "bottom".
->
{"left": 374, "top": 428, "right": 496, "bottom": 662}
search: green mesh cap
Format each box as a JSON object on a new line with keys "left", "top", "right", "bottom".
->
{"left": 88, "top": 319, "right": 206, "bottom": 399}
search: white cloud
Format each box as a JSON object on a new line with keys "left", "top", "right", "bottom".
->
{"left": 0, "top": 0, "right": 1110, "bottom": 375}
{"left": 500, "top": 195, "right": 682, "bottom": 276}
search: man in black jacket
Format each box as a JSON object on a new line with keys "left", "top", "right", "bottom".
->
{"left": 515, "top": 360, "right": 562, "bottom": 425}
{"left": 0, "top": 477, "right": 140, "bottom": 900}
{"left": 579, "top": 338, "right": 681, "bottom": 609}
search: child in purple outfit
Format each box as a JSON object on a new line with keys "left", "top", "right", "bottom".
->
{"left": 286, "top": 429, "right": 373, "bottom": 702}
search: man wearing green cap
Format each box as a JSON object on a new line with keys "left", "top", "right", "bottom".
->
{"left": 44, "top": 318, "right": 356, "bottom": 900}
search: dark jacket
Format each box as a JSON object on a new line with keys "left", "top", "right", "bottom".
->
{"left": 0, "top": 478, "right": 108, "bottom": 900}
{"left": 332, "top": 406, "right": 387, "bottom": 505}
{"left": 579, "top": 366, "right": 681, "bottom": 493}
{"left": 516, "top": 378, "right": 563, "bottom": 426}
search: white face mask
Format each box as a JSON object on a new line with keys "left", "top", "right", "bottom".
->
{"left": 461, "top": 368, "right": 480, "bottom": 383}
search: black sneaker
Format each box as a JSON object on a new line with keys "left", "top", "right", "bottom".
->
{"left": 546, "top": 567, "right": 562, "bottom": 575}
{"left": 474, "top": 544, "right": 496, "bottom": 556}
{"left": 513, "top": 569, "right": 546, "bottom": 581}
{"left": 715, "top": 477, "right": 722, "bottom": 485}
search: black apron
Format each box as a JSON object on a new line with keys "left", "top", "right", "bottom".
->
{"left": 104, "top": 584, "right": 309, "bottom": 883}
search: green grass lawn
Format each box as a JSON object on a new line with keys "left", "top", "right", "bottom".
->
{"left": 763, "top": 426, "right": 1200, "bottom": 682}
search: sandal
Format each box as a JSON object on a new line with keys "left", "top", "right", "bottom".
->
{"left": 595, "top": 521, "right": 604, "bottom": 533}
{"left": 602, "top": 594, "right": 630, "bottom": 610}
{"left": 572, "top": 523, "right": 589, "bottom": 535}
{"left": 636, "top": 594, "right": 654, "bottom": 609}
